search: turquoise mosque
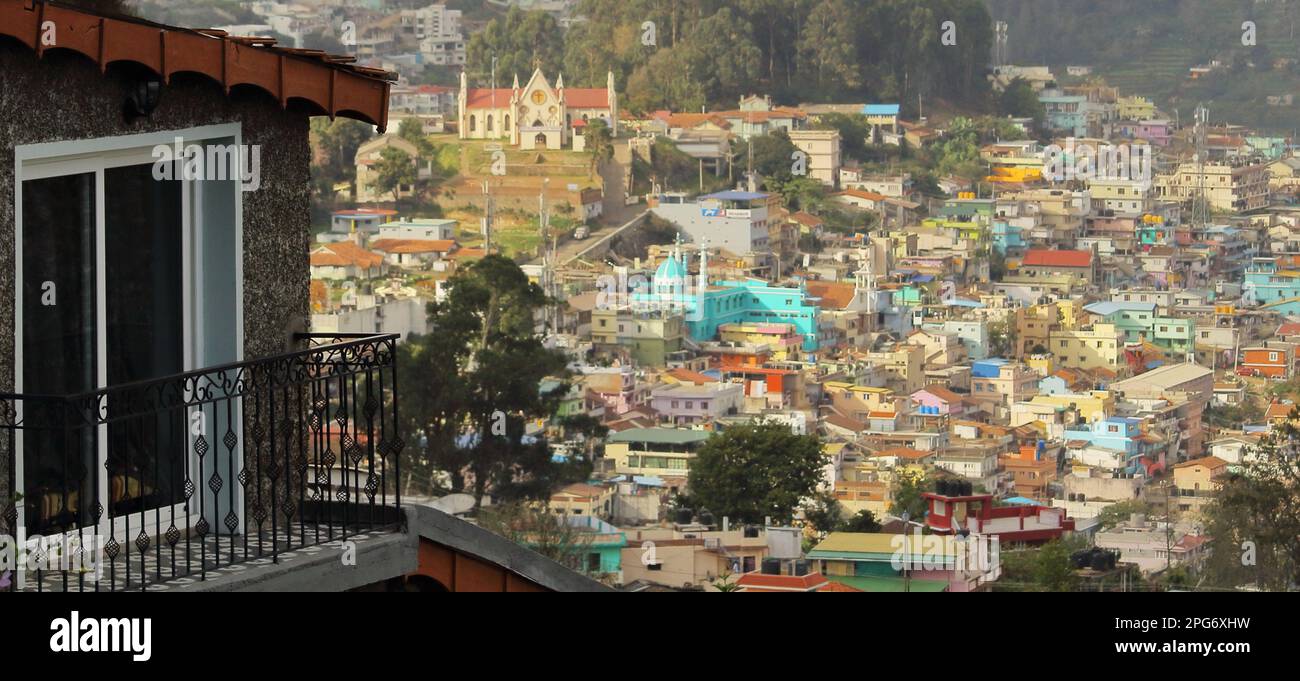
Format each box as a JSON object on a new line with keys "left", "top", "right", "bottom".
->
{"left": 630, "top": 238, "right": 823, "bottom": 352}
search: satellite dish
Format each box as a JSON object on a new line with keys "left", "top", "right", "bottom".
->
{"left": 429, "top": 493, "right": 475, "bottom": 515}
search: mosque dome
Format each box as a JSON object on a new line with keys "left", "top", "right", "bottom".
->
{"left": 654, "top": 254, "right": 687, "bottom": 286}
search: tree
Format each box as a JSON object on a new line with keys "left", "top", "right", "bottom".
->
{"left": 1095, "top": 499, "right": 1150, "bottom": 530}
{"left": 625, "top": 47, "right": 706, "bottom": 113}
{"left": 802, "top": 492, "right": 845, "bottom": 535}
{"left": 1202, "top": 413, "right": 1300, "bottom": 590}
{"left": 889, "top": 470, "right": 933, "bottom": 519}
{"left": 311, "top": 117, "right": 375, "bottom": 203}
{"left": 1031, "top": 539, "right": 1080, "bottom": 592}
{"left": 799, "top": 0, "right": 861, "bottom": 94}
{"left": 477, "top": 502, "right": 595, "bottom": 573}
{"left": 733, "top": 130, "right": 801, "bottom": 187}
{"left": 371, "top": 147, "right": 418, "bottom": 203}
{"left": 583, "top": 119, "right": 614, "bottom": 178}
{"left": 465, "top": 7, "right": 565, "bottom": 86}
{"left": 399, "top": 255, "right": 576, "bottom": 507}
{"left": 843, "top": 509, "right": 882, "bottom": 533}
{"left": 398, "top": 118, "right": 436, "bottom": 159}
{"left": 998, "top": 77, "right": 1046, "bottom": 131}
{"left": 687, "top": 422, "right": 828, "bottom": 524}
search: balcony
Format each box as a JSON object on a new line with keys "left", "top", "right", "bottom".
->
{"left": 1, "top": 333, "right": 404, "bottom": 592}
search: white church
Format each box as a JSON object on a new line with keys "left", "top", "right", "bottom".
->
{"left": 457, "top": 67, "right": 618, "bottom": 151}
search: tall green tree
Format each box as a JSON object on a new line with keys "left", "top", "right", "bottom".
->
{"left": 465, "top": 7, "right": 566, "bottom": 86}
{"left": 1202, "top": 414, "right": 1300, "bottom": 590}
{"left": 371, "top": 147, "right": 418, "bottom": 204}
{"left": 889, "top": 471, "right": 933, "bottom": 519}
{"left": 399, "top": 256, "right": 577, "bottom": 506}
{"left": 583, "top": 118, "right": 615, "bottom": 178}
{"left": 687, "top": 422, "right": 828, "bottom": 524}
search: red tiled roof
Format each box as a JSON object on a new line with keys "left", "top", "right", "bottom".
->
{"left": 1023, "top": 249, "right": 1093, "bottom": 268}
{"left": 464, "top": 88, "right": 516, "bottom": 109}
{"left": 917, "top": 384, "right": 962, "bottom": 403}
{"left": 806, "top": 281, "right": 856, "bottom": 310}
{"left": 1172, "top": 456, "right": 1228, "bottom": 470}
{"left": 311, "top": 242, "right": 383, "bottom": 269}
{"left": 565, "top": 88, "right": 610, "bottom": 108}
{"left": 1277, "top": 322, "right": 1300, "bottom": 337}
{"left": 834, "top": 189, "right": 887, "bottom": 202}
{"left": 789, "top": 211, "right": 824, "bottom": 227}
{"left": 0, "top": 0, "right": 394, "bottom": 130}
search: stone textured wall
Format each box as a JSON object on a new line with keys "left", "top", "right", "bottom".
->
{"left": 0, "top": 43, "right": 315, "bottom": 510}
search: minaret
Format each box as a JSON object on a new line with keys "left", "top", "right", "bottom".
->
{"left": 698, "top": 238, "right": 709, "bottom": 291}
{"left": 606, "top": 70, "right": 618, "bottom": 136}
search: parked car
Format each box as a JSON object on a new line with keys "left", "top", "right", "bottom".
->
{"left": 574, "top": 226, "right": 590, "bottom": 239}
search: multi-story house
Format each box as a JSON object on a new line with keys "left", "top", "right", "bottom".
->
{"left": 649, "top": 381, "right": 744, "bottom": 426}
{"left": 1155, "top": 161, "right": 1269, "bottom": 212}
{"left": 605, "top": 428, "right": 711, "bottom": 482}
{"left": 1050, "top": 323, "right": 1125, "bottom": 372}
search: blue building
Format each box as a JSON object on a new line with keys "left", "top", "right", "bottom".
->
{"left": 1062, "top": 417, "right": 1163, "bottom": 476}
{"left": 633, "top": 242, "right": 823, "bottom": 351}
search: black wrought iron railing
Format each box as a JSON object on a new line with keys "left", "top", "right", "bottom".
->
{"left": 0, "top": 333, "right": 403, "bottom": 592}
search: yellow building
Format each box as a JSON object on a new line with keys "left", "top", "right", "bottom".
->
{"left": 718, "top": 322, "right": 804, "bottom": 361}
{"left": 547, "top": 483, "right": 615, "bottom": 518}
{"left": 605, "top": 428, "right": 711, "bottom": 480}
{"left": 1172, "top": 456, "right": 1227, "bottom": 494}
{"left": 1116, "top": 96, "right": 1157, "bottom": 120}
{"left": 1050, "top": 323, "right": 1124, "bottom": 371}
{"left": 1025, "top": 390, "right": 1115, "bottom": 423}
{"left": 1026, "top": 354, "right": 1053, "bottom": 375}
{"left": 823, "top": 382, "right": 904, "bottom": 421}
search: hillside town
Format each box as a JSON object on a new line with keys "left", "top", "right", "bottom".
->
{"left": 287, "top": 0, "right": 1300, "bottom": 593}
{"left": 5, "top": 0, "right": 1299, "bottom": 601}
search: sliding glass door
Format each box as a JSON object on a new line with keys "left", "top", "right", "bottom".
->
{"left": 16, "top": 125, "right": 252, "bottom": 548}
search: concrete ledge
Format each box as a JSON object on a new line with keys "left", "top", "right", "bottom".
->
{"left": 178, "top": 532, "right": 415, "bottom": 592}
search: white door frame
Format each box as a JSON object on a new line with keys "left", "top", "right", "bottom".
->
{"left": 13, "top": 124, "right": 246, "bottom": 574}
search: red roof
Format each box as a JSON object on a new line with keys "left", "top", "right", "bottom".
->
{"left": 464, "top": 88, "right": 516, "bottom": 109}
{"left": 1023, "top": 249, "right": 1093, "bottom": 268}
{"left": 565, "top": 88, "right": 611, "bottom": 108}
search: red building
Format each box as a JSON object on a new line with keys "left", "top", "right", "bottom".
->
{"left": 923, "top": 490, "right": 1075, "bottom": 545}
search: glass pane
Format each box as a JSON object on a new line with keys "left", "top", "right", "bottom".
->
{"left": 22, "top": 172, "right": 96, "bottom": 534}
{"left": 104, "top": 163, "right": 184, "bottom": 517}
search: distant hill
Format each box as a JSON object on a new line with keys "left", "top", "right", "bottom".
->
{"left": 984, "top": 0, "right": 1300, "bottom": 134}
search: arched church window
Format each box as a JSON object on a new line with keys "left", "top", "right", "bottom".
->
{"left": 469, "top": 115, "right": 476, "bottom": 132}
{"left": 487, "top": 115, "right": 494, "bottom": 132}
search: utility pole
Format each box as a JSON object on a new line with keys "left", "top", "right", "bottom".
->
{"left": 539, "top": 177, "right": 553, "bottom": 330}
{"left": 482, "top": 179, "right": 495, "bottom": 253}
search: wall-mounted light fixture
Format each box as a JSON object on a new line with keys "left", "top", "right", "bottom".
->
{"left": 123, "top": 77, "right": 162, "bottom": 122}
